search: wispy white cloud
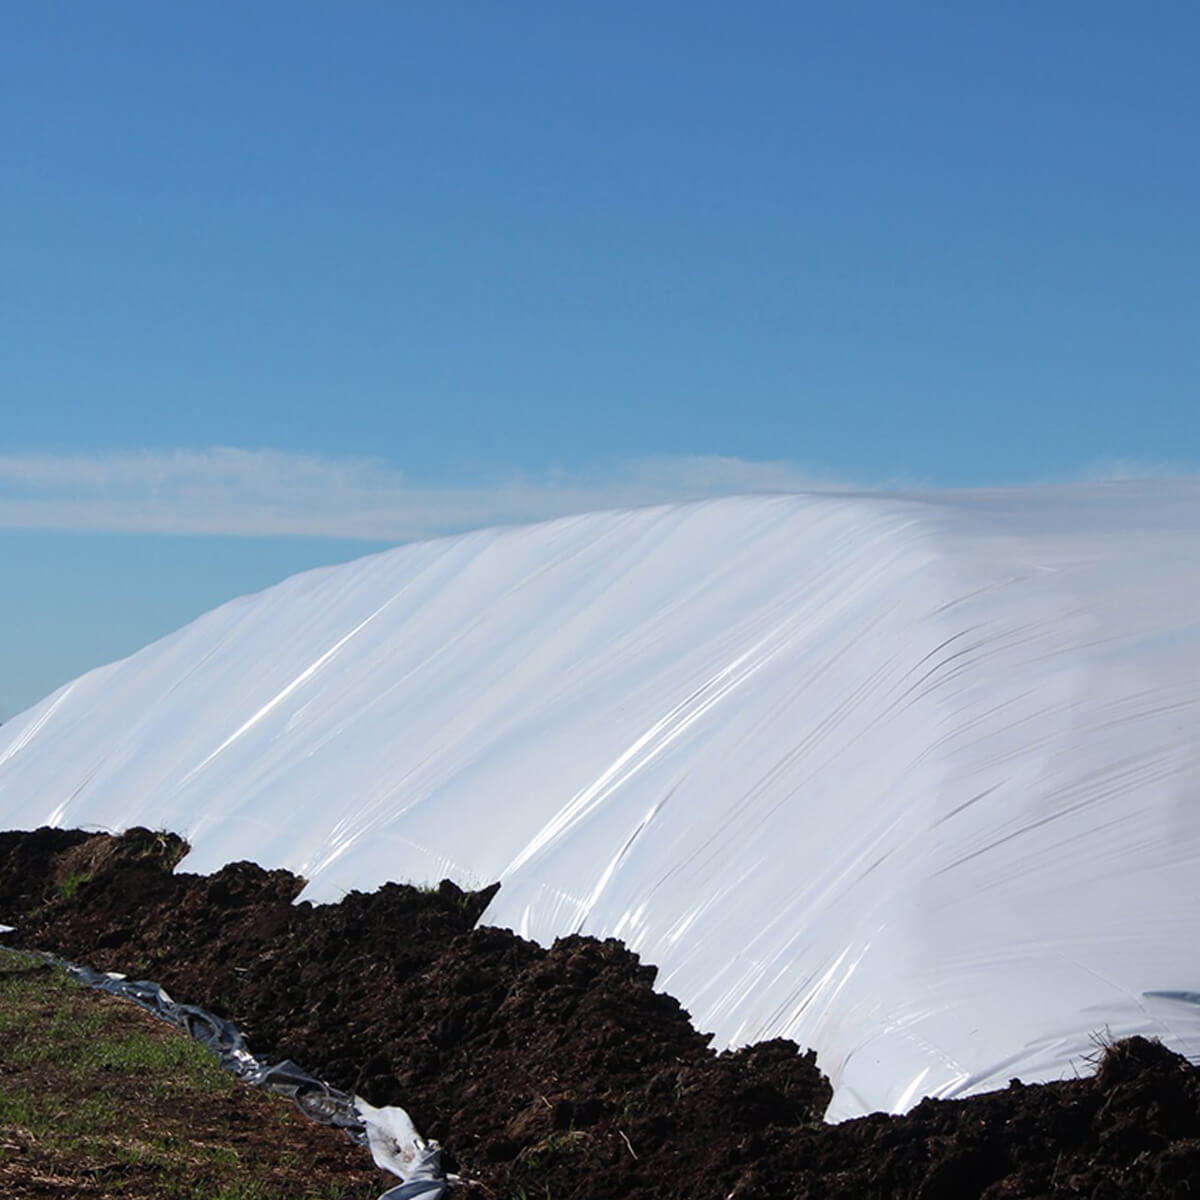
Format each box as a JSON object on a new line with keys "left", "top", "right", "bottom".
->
{"left": 0, "top": 448, "right": 857, "bottom": 541}
{"left": 1073, "top": 458, "right": 1197, "bottom": 483}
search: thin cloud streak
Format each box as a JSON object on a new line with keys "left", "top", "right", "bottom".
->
{"left": 1074, "top": 458, "right": 1197, "bottom": 483}
{"left": 0, "top": 448, "right": 858, "bottom": 541}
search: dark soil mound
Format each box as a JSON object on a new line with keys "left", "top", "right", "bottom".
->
{"left": 0, "top": 827, "right": 93, "bottom": 914}
{"left": 3, "top": 828, "right": 1198, "bottom": 1199}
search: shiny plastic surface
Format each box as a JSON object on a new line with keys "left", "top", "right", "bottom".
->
{"left": 2, "top": 483, "right": 1198, "bottom": 1119}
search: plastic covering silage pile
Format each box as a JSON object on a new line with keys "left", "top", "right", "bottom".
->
{"left": 1, "top": 482, "right": 1198, "bottom": 1120}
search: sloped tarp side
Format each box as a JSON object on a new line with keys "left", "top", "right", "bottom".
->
{"left": 1, "top": 485, "right": 1198, "bottom": 1120}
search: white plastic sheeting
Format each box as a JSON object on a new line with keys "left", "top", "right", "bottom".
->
{"left": 1, "top": 482, "right": 1199, "bottom": 1120}
{"left": 356, "top": 1099, "right": 455, "bottom": 1199}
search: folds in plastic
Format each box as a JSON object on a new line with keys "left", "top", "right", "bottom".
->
{"left": 2, "top": 483, "right": 1199, "bottom": 1119}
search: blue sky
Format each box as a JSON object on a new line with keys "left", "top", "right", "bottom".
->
{"left": 2, "top": 1, "right": 1198, "bottom": 717}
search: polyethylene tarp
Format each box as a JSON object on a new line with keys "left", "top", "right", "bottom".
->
{"left": 1, "top": 482, "right": 1199, "bottom": 1120}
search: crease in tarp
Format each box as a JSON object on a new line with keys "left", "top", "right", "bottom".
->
{"left": 0, "top": 943, "right": 456, "bottom": 1200}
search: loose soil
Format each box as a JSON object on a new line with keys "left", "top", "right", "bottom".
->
{"left": 3, "top": 827, "right": 1199, "bottom": 1199}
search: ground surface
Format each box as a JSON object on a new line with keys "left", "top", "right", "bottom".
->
{"left": 2, "top": 827, "right": 1199, "bottom": 1199}
{"left": 0, "top": 948, "right": 386, "bottom": 1199}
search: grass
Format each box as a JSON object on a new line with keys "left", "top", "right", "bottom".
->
{"left": 0, "top": 949, "right": 383, "bottom": 1199}
{"left": 55, "top": 868, "right": 92, "bottom": 900}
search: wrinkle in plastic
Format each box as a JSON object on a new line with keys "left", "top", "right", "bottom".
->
{"left": 1, "top": 484, "right": 1199, "bottom": 1119}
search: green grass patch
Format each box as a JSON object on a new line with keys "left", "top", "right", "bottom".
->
{"left": 55, "top": 868, "right": 92, "bottom": 900}
{"left": 0, "top": 949, "right": 378, "bottom": 1199}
